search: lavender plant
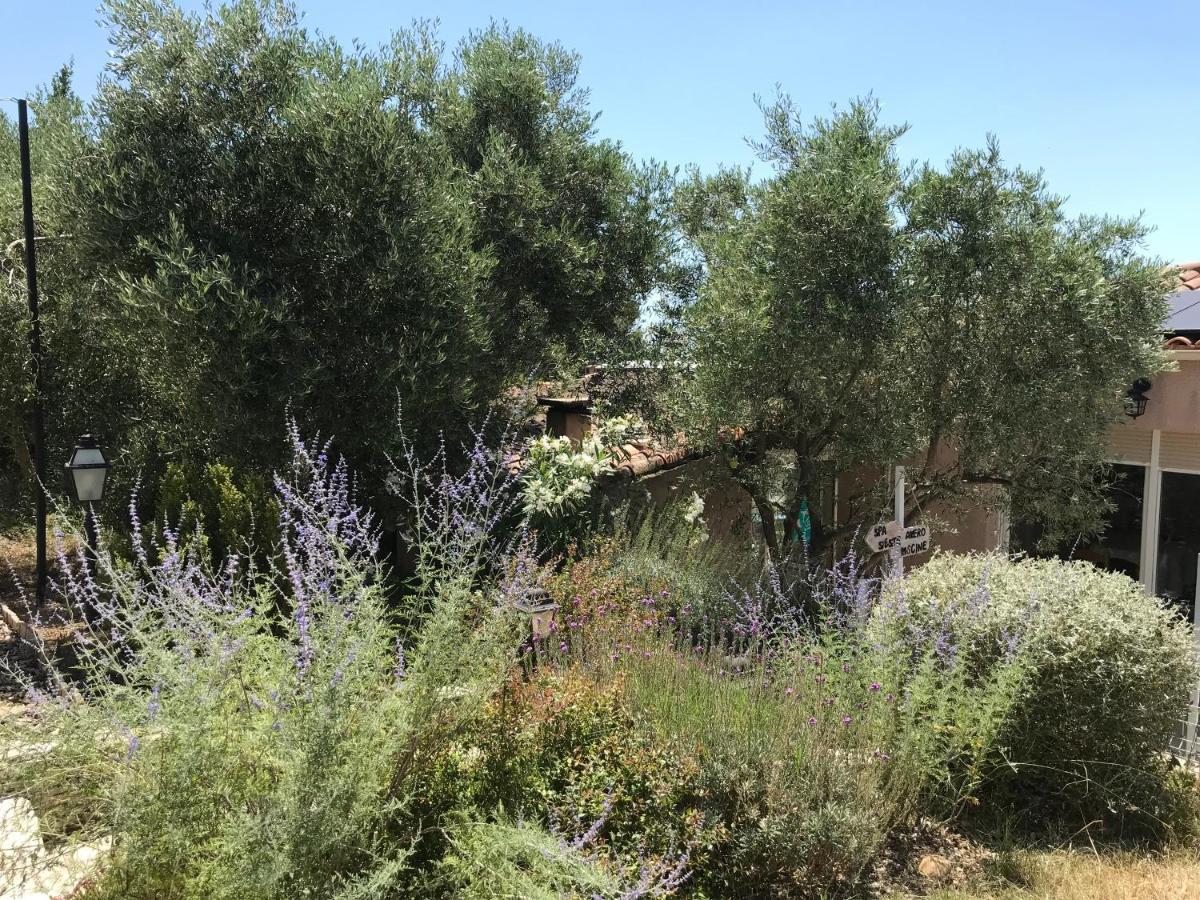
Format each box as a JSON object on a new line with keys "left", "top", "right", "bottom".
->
{"left": 548, "top": 546, "right": 1030, "bottom": 897}
{"left": 389, "top": 418, "right": 524, "bottom": 612}
{"left": 0, "top": 424, "right": 526, "bottom": 899}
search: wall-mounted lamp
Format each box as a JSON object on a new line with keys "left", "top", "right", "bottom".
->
{"left": 1124, "top": 378, "right": 1152, "bottom": 419}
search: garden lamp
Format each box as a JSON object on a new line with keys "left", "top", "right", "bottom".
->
{"left": 64, "top": 434, "right": 111, "bottom": 503}
{"left": 515, "top": 586, "right": 559, "bottom": 644}
{"left": 64, "top": 435, "right": 111, "bottom": 619}
{"left": 1124, "top": 378, "right": 1152, "bottom": 419}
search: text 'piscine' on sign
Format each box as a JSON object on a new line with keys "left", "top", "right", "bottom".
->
{"left": 864, "top": 522, "right": 931, "bottom": 557}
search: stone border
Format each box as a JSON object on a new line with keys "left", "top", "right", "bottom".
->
{"left": 0, "top": 603, "right": 38, "bottom": 647}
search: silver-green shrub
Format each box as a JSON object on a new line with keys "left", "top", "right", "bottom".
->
{"left": 877, "top": 552, "right": 1199, "bottom": 831}
{"left": 1, "top": 426, "right": 521, "bottom": 899}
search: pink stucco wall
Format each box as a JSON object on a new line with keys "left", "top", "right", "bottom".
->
{"left": 1121, "top": 353, "right": 1200, "bottom": 435}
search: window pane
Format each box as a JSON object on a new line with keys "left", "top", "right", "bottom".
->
{"left": 1012, "top": 464, "right": 1144, "bottom": 579}
{"left": 1156, "top": 471, "right": 1200, "bottom": 621}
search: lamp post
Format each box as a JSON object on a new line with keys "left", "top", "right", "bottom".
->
{"left": 6, "top": 97, "right": 49, "bottom": 602}
{"left": 1124, "top": 378, "right": 1152, "bottom": 419}
{"left": 64, "top": 435, "right": 111, "bottom": 618}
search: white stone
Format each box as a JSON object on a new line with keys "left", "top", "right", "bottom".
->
{"left": 0, "top": 797, "right": 109, "bottom": 899}
{"left": 1, "top": 744, "right": 56, "bottom": 764}
{"left": 1, "top": 797, "right": 45, "bottom": 900}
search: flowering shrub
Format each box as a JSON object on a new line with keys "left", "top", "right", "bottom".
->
{"left": 421, "top": 669, "right": 707, "bottom": 886}
{"left": 519, "top": 416, "right": 641, "bottom": 520}
{"left": 0, "top": 421, "right": 707, "bottom": 899}
{"left": 0, "top": 425, "right": 526, "bottom": 899}
{"left": 522, "top": 434, "right": 608, "bottom": 519}
{"left": 881, "top": 553, "right": 1200, "bottom": 833}
{"left": 530, "top": 550, "right": 1029, "bottom": 897}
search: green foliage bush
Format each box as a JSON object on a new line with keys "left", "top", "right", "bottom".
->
{"left": 1, "top": 433, "right": 523, "bottom": 899}
{"left": 419, "top": 669, "right": 707, "bottom": 883}
{"left": 880, "top": 552, "right": 1200, "bottom": 833}
{"left": 2, "top": 428, "right": 706, "bottom": 898}
{"left": 597, "top": 632, "right": 1026, "bottom": 898}
{"left": 157, "top": 460, "right": 279, "bottom": 561}
{"left": 542, "top": 546, "right": 1028, "bottom": 897}
{"left": 417, "top": 817, "right": 623, "bottom": 899}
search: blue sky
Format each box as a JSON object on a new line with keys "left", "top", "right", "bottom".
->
{"left": 6, "top": 0, "right": 1197, "bottom": 263}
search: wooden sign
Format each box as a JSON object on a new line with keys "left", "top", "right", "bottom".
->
{"left": 866, "top": 522, "right": 932, "bottom": 556}
{"left": 864, "top": 520, "right": 902, "bottom": 553}
{"left": 898, "top": 525, "right": 931, "bottom": 557}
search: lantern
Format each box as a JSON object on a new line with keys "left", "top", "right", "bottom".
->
{"left": 64, "top": 435, "right": 111, "bottom": 504}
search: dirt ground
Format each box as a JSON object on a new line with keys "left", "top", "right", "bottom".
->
{"left": 924, "top": 850, "right": 1200, "bottom": 900}
{"left": 0, "top": 528, "right": 81, "bottom": 699}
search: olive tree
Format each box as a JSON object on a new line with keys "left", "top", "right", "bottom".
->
{"left": 672, "top": 97, "right": 1168, "bottom": 559}
{"left": 2, "top": 0, "right": 668, "bottom": 528}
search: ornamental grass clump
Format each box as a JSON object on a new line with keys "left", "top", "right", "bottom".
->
{"left": 879, "top": 552, "right": 1200, "bottom": 836}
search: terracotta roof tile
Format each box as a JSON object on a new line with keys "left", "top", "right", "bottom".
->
{"left": 1172, "top": 261, "right": 1200, "bottom": 292}
{"left": 608, "top": 440, "right": 694, "bottom": 479}
{"left": 1166, "top": 335, "right": 1200, "bottom": 351}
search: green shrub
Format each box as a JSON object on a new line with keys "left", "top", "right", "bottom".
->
{"left": 603, "top": 502, "right": 748, "bottom": 619}
{"left": 880, "top": 552, "right": 1200, "bottom": 834}
{"left": 595, "top": 630, "right": 1025, "bottom": 898}
{"left": 420, "top": 669, "right": 708, "bottom": 882}
{"left": 534, "top": 545, "right": 1034, "bottom": 896}
{"left": 157, "top": 460, "right": 279, "bottom": 562}
{"left": 1, "top": 431, "right": 520, "bottom": 899}
{"left": 418, "top": 817, "right": 623, "bottom": 899}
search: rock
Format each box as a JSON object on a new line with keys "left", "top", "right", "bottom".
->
{"left": 1, "top": 796, "right": 45, "bottom": 900}
{"left": 2, "top": 743, "right": 56, "bottom": 764}
{"left": 917, "top": 853, "right": 953, "bottom": 880}
{"left": 0, "top": 797, "right": 109, "bottom": 900}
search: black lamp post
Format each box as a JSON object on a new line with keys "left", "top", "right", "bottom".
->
{"left": 64, "top": 435, "right": 111, "bottom": 606}
{"left": 5, "top": 97, "right": 49, "bottom": 602}
{"left": 1124, "top": 378, "right": 1152, "bottom": 419}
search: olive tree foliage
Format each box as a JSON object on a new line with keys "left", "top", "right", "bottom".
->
{"left": 0, "top": 0, "right": 667, "bottom": 524}
{"left": 403, "top": 24, "right": 671, "bottom": 375}
{"left": 669, "top": 96, "right": 1168, "bottom": 560}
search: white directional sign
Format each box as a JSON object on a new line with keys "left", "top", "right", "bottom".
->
{"left": 898, "top": 524, "right": 931, "bottom": 557}
{"left": 865, "top": 521, "right": 932, "bottom": 556}
{"left": 864, "top": 520, "right": 902, "bottom": 553}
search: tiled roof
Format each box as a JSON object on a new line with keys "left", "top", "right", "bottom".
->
{"left": 503, "top": 438, "right": 696, "bottom": 481}
{"left": 1174, "top": 262, "right": 1200, "bottom": 293}
{"left": 1165, "top": 335, "right": 1200, "bottom": 350}
{"left": 606, "top": 441, "right": 693, "bottom": 479}
{"left": 604, "top": 426, "right": 744, "bottom": 480}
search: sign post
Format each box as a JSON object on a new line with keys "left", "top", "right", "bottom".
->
{"left": 863, "top": 466, "right": 932, "bottom": 563}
